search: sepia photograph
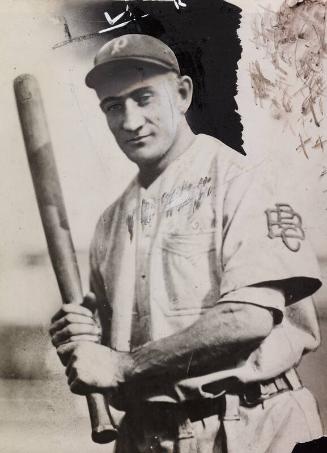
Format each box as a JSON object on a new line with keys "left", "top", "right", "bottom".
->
{"left": 1, "top": 1, "right": 327, "bottom": 452}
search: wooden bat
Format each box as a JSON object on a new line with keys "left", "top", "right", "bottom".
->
{"left": 14, "top": 74, "right": 118, "bottom": 444}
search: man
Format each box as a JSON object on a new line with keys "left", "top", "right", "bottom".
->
{"left": 50, "top": 34, "right": 323, "bottom": 452}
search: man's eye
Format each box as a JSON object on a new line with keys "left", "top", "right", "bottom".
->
{"left": 103, "top": 103, "right": 123, "bottom": 113}
{"left": 137, "top": 94, "right": 152, "bottom": 106}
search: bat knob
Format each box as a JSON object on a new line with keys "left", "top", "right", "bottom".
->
{"left": 87, "top": 393, "right": 119, "bottom": 444}
{"left": 92, "top": 424, "right": 118, "bottom": 444}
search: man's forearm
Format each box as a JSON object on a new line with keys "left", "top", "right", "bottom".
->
{"left": 124, "top": 302, "right": 274, "bottom": 384}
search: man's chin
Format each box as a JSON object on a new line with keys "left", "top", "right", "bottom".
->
{"left": 121, "top": 145, "right": 159, "bottom": 166}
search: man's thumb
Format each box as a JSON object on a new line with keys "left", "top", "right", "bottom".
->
{"left": 82, "top": 291, "right": 97, "bottom": 313}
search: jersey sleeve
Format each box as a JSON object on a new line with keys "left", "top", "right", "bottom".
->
{"left": 218, "top": 159, "right": 322, "bottom": 315}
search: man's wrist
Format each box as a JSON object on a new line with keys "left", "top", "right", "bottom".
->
{"left": 116, "top": 350, "right": 135, "bottom": 384}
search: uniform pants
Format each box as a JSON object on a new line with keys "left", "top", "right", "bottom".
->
{"left": 114, "top": 388, "right": 322, "bottom": 453}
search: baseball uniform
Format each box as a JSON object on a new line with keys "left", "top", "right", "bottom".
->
{"left": 90, "top": 133, "right": 322, "bottom": 452}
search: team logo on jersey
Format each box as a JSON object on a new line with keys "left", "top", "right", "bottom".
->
{"left": 265, "top": 203, "right": 305, "bottom": 252}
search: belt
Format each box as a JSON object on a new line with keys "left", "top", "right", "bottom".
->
{"left": 138, "top": 368, "right": 303, "bottom": 423}
{"left": 240, "top": 368, "right": 303, "bottom": 407}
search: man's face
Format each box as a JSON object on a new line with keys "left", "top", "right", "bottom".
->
{"left": 95, "top": 65, "right": 183, "bottom": 166}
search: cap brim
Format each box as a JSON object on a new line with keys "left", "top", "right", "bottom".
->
{"left": 85, "top": 57, "right": 179, "bottom": 88}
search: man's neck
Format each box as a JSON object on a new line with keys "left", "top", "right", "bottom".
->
{"left": 138, "top": 120, "right": 196, "bottom": 189}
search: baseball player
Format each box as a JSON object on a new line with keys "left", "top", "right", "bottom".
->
{"left": 50, "top": 35, "right": 323, "bottom": 452}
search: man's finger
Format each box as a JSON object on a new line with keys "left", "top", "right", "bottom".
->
{"left": 51, "top": 304, "right": 95, "bottom": 323}
{"left": 49, "top": 313, "right": 97, "bottom": 336}
{"left": 57, "top": 341, "right": 77, "bottom": 356}
{"left": 54, "top": 333, "right": 100, "bottom": 348}
{"left": 52, "top": 326, "right": 100, "bottom": 347}
{"left": 66, "top": 360, "right": 77, "bottom": 383}
{"left": 58, "top": 322, "right": 100, "bottom": 339}
{"left": 57, "top": 341, "right": 78, "bottom": 365}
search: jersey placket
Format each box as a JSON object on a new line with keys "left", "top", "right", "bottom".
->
{"left": 133, "top": 187, "right": 158, "bottom": 345}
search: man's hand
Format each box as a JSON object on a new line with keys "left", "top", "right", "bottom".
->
{"left": 49, "top": 292, "right": 101, "bottom": 365}
{"left": 49, "top": 292, "right": 134, "bottom": 398}
{"left": 58, "top": 341, "right": 133, "bottom": 396}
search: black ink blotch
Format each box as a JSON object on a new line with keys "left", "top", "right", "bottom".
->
{"left": 292, "top": 437, "right": 327, "bottom": 453}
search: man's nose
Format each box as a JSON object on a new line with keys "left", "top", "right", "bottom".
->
{"left": 122, "top": 99, "right": 145, "bottom": 131}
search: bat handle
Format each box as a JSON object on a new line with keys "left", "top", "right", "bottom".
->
{"left": 86, "top": 393, "right": 118, "bottom": 443}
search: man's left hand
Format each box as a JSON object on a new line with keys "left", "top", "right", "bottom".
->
{"left": 57, "top": 341, "right": 133, "bottom": 395}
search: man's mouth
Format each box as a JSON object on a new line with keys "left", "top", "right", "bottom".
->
{"left": 127, "top": 134, "right": 152, "bottom": 143}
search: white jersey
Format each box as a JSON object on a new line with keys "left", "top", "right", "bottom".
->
{"left": 90, "top": 134, "right": 321, "bottom": 403}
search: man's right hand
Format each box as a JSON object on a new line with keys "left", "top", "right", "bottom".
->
{"left": 49, "top": 292, "right": 101, "bottom": 366}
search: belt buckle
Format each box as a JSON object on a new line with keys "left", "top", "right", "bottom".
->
{"left": 241, "top": 383, "right": 274, "bottom": 407}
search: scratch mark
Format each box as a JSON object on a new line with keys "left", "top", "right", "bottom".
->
{"left": 249, "top": 61, "right": 275, "bottom": 105}
{"left": 53, "top": 31, "right": 100, "bottom": 49}
{"left": 297, "top": 134, "right": 310, "bottom": 159}
{"left": 250, "top": 0, "right": 327, "bottom": 156}
{"left": 140, "top": 199, "right": 156, "bottom": 227}
{"left": 127, "top": 214, "right": 134, "bottom": 241}
{"left": 186, "top": 352, "right": 194, "bottom": 377}
{"left": 313, "top": 136, "right": 327, "bottom": 151}
{"left": 309, "top": 100, "right": 320, "bottom": 126}
{"left": 63, "top": 17, "right": 72, "bottom": 41}
{"left": 320, "top": 166, "right": 327, "bottom": 177}
{"left": 251, "top": 0, "right": 327, "bottom": 135}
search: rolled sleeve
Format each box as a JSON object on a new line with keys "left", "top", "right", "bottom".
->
{"left": 218, "top": 286, "right": 285, "bottom": 323}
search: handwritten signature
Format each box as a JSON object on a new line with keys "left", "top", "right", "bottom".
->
{"left": 53, "top": 2, "right": 187, "bottom": 50}
{"left": 99, "top": 1, "right": 187, "bottom": 34}
{"left": 98, "top": 5, "right": 149, "bottom": 34}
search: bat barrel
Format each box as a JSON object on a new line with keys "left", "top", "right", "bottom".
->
{"left": 14, "top": 74, "right": 82, "bottom": 304}
{"left": 14, "top": 74, "right": 118, "bottom": 443}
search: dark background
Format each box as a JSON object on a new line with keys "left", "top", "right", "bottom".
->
{"left": 60, "top": 0, "right": 244, "bottom": 153}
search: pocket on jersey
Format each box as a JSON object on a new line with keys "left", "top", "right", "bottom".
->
{"left": 158, "top": 230, "right": 220, "bottom": 315}
{"left": 161, "top": 230, "right": 216, "bottom": 258}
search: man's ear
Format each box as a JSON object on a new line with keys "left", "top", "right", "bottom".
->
{"left": 177, "top": 75, "right": 193, "bottom": 113}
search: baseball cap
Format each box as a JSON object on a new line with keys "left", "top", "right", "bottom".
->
{"left": 85, "top": 34, "right": 180, "bottom": 88}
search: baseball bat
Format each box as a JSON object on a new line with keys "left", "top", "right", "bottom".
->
{"left": 14, "top": 74, "right": 118, "bottom": 444}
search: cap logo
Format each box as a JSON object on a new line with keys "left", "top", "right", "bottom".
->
{"left": 110, "top": 37, "right": 128, "bottom": 56}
